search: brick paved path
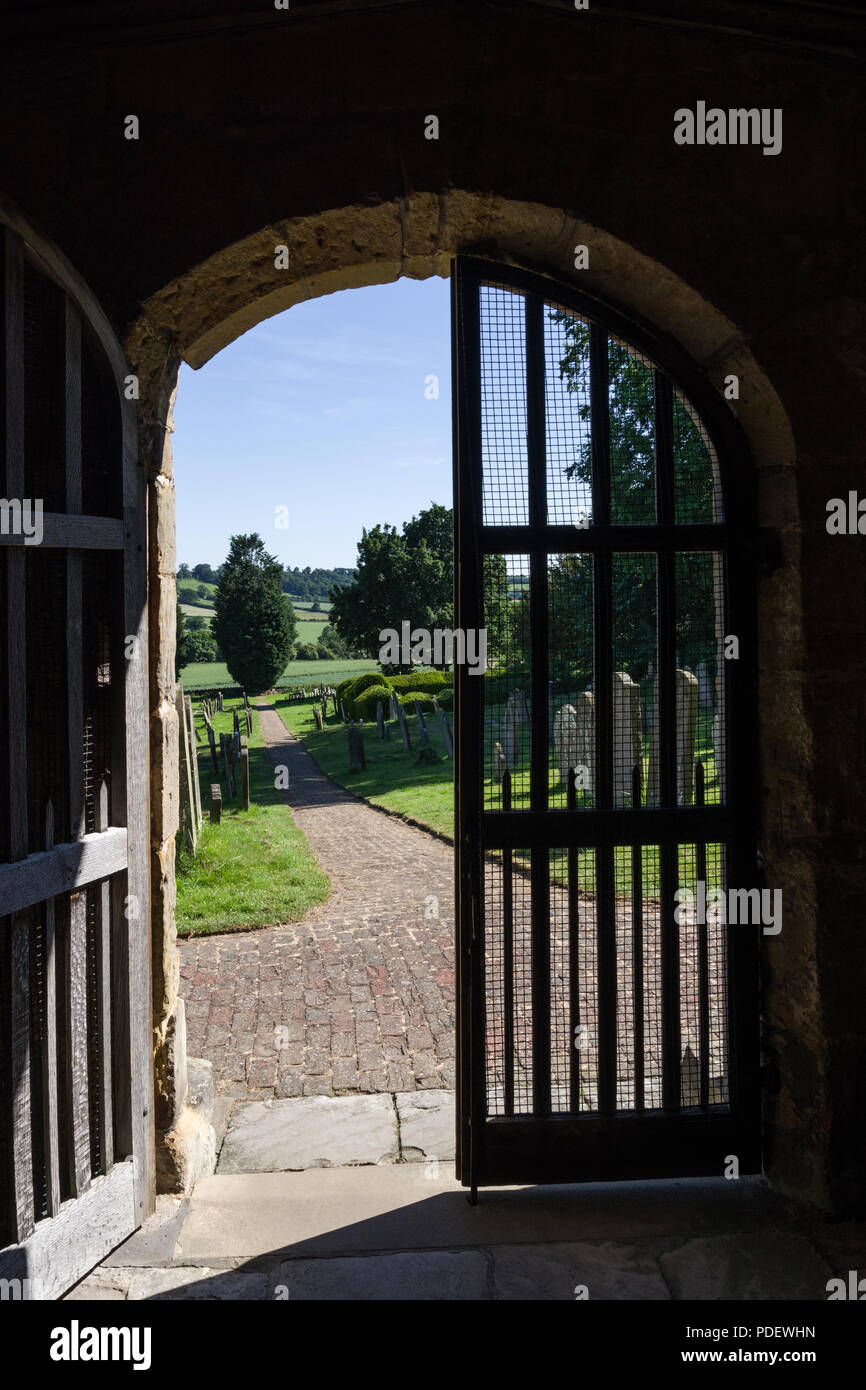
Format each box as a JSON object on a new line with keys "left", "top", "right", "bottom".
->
{"left": 179, "top": 703, "right": 455, "bottom": 1100}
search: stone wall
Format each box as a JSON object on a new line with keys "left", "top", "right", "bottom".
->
{"left": 3, "top": 0, "right": 863, "bottom": 1210}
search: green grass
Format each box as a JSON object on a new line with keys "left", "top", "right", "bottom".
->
{"left": 179, "top": 656, "right": 373, "bottom": 691}
{"left": 180, "top": 602, "right": 213, "bottom": 623}
{"left": 276, "top": 698, "right": 456, "bottom": 839}
{"left": 292, "top": 612, "right": 328, "bottom": 642}
{"left": 175, "top": 697, "right": 330, "bottom": 935}
{"left": 178, "top": 578, "right": 216, "bottom": 608}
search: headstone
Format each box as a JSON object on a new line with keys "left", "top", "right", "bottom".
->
{"left": 510, "top": 689, "right": 529, "bottom": 725}
{"left": 396, "top": 701, "right": 412, "bottom": 751}
{"left": 648, "top": 668, "right": 699, "bottom": 806}
{"left": 553, "top": 704, "right": 578, "bottom": 782}
{"left": 493, "top": 741, "right": 507, "bottom": 784}
{"left": 313, "top": 706, "right": 324, "bottom": 731}
{"left": 348, "top": 723, "right": 366, "bottom": 771}
{"left": 340, "top": 699, "right": 348, "bottom": 723}
{"left": 696, "top": 661, "right": 713, "bottom": 709}
{"left": 420, "top": 725, "right": 430, "bottom": 748}
{"left": 414, "top": 699, "right": 426, "bottom": 729}
{"left": 503, "top": 701, "right": 520, "bottom": 769}
{"left": 432, "top": 697, "right": 453, "bottom": 759}
{"left": 207, "top": 724, "right": 219, "bottom": 774}
{"left": 332, "top": 692, "right": 338, "bottom": 717}
{"left": 612, "top": 670, "right": 642, "bottom": 806}
{"left": 389, "top": 690, "right": 400, "bottom": 722}
{"left": 573, "top": 691, "right": 595, "bottom": 794}
{"left": 376, "top": 701, "right": 385, "bottom": 739}
{"left": 209, "top": 784, "right": 221, "bottom": 824}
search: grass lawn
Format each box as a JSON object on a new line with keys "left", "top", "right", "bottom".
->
{"left": 175, "top": 696, "right": 330, "bottom": 935}
{"left": 180, "top": 656, "right": 372, "bottom": 690}
{"left": 275, "top": 698, "right": 456, "bottom": 840}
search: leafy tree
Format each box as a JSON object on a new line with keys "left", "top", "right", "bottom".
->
{"left": 177, "top": 562, "right": 192, "bottom": 580}
{"left": 193, "top": 562, "right": 218, "bottom": 585}
{"left": 175, "top": 602, "right": 189, "bottom": 673}
{"left": 550, "top": 312, "right": 720, "bottom": 678}
{"left": 213, "top": 533, "right": 297, "bottom": 692}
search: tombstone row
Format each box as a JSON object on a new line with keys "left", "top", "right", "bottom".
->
{"left": 493, "top": 670, "right": 711, "bottom": 807}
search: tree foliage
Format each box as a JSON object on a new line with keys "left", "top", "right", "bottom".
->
{"left": 213, "top": 533, "right": 297, "bottom": 692}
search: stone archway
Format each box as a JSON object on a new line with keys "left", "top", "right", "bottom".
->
{"left": 127, "top": 191, "right": 819, "bottom": 1207}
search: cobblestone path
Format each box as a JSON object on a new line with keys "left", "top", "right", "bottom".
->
{"left": 179, "top": 703, "right": 456, "bottom": 1101}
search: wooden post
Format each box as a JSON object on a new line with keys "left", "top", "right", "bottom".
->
{"left": 210, "top": 784, "right": 222, "bottom": 823}
{"left": 186, "top": 695, "right": 202, "bottom": 829}
{"left": 176, "top": 683, "right": 196, "bottom": 853}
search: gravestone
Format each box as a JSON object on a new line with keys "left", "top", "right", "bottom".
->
{"left": 340, "top": 699, "right": 348, "bottom": 723}
{"left": 493, "top": 741, "right": 507, "bottom": 784}
{"left": 648, "top": 668, "right": 699, "bottom": 806}
{"left": 376, "top": 701, "right": 385, "bottom": 739}
{"left": 396, "top": 701, "right": 412, "bottom": 751}
{"left": 613, "top": 670, "right": 642, "bottom": 806}
{"left": 432, "top": 697, "right": 453, "bottom": 759}
{"left": 313, "top": 706, "right": 324, "bottom": 731}
{"left": 414, "top": 699, "right": 426, "bottom": 729}
{"left": 207, "top": 724, "right": 219, "bottom": 774}
{"left": 510, "top": 689, "right": 529, "bottom": 725}
{"left": 554, "top": 704, "right": 578, "bottom": 782}
{"left": 348, "top": 723, "right": 366, "bottom": 771}
{"left": 696, "top": 661, "right": 713, "bottom": 708}
{"left": 503, "top": 701, "right": 520, "bottom": 769}
{"left": 332, "top": 692, "right": 338, "bottom": 717}
{"left": 209, "top": 785, "right": 221, "bottom": 824}
{"left": 389, "top": 690, "right": 400, "bottom": 722}
{"left": 573, "top": 691, "right": 595, "bottom": 794}
{"left": 420, "top": 725, "right": 430, "bottom": 748}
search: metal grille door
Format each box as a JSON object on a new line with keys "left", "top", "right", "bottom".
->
{"left": 452, "top": 258, "right": 760, "bottom": 1192}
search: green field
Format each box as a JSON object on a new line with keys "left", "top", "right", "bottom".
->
{"left": 180, "top": 656, "right": 373, "bottom": 691}
{"left": 178, "top": 578, "right": 216, "bottom": 609}
{"left": 292, "top": 611, "right": 328, "bottom": 642}
{"left": 175, "top": 697, "right": 330, "bottom": 935}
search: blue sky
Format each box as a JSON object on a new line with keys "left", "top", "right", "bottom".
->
{"left": 173, "top": 276, "right": 452, "bottom": 570}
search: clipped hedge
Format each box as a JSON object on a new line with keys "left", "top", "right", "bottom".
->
{"left": 353, "top": 684, "right": 394, "bottom": 722}
{"left": 388, "top": 670, "right": 448, "bottom": 694}
{"left": 400, "top": 691, "right": 436, "bottom": 714}
{"left": 345, "top": 670, "right": 391, "bottom": 717}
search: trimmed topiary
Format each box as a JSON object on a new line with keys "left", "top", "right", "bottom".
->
{"left": 353, "top": 684, "right": 393, "bottom": 722}
{"left": 344, "top": 670, "right": 390, "bottom": 717}
{"left": 399, "top": 691, "right": 436, "bottom": 714}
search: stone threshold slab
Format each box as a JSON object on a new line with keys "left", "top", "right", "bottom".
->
{"left": 178, "top": 1166, "right": 784, "bottom": 1264}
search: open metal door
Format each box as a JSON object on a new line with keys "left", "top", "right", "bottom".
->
{"left": 0, "top": 205, "right": 153, "bottom": 1297}
{"left": 452, "top": 256, "right": 760, "bottom": 1193}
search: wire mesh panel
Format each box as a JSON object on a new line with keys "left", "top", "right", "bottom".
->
{"left": 454, "top": 257, "right": 759, "bottom": 1191}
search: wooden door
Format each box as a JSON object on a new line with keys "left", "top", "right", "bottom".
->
{"left": 0, "top": 204, "right": 153, "bottom": 1298}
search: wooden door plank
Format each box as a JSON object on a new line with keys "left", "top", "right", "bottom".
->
{"left": 0, "top": 826, "right": 128, "bottom": 916}
{"left": 66, "top": 890, "right": 91, "bottom": 1195}
{"left": 42, "top": 801, "right": 61, "bottom": 1216}
{"left": 95, "top": 783, "right": 114, "bottom": 1172}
